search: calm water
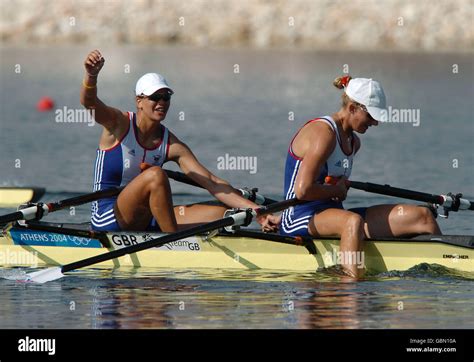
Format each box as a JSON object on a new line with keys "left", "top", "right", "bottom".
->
{"left": 0, "top": 46, "right": 473, "bottom": 329}
{"left": 1, "top": 266, "right": 473, "bottom": 329}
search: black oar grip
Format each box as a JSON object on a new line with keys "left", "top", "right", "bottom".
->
{"left": 0, "top": 211, "right": 25, "bottom": 225}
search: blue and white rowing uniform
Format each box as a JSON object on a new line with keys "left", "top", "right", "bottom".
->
{"left": 280, "top": 116, "right": 366, "bottom": 237}
{"left": 91, "top": 112, "right": 170, "bottom": 231}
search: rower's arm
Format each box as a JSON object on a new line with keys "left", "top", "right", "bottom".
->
{"left": 80, "top": 75, "right": 126, "bottom": 129}
{"left": 80, "top": 50, "right": 126, "bottom": 130}
{"left": 293, "top": 123, "right": 344, "bottom": 200}
{"left": 167, "top": 133, "right": 259, "bottom": 209}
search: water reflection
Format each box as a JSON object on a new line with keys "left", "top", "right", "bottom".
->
{"left": 0, "top": 266, "right": 473, "bottom": 329}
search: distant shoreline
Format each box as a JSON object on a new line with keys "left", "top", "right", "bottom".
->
{"left": 0, "top": 43, "right": 472, "bottom": 55}
{"left": 1, "top": 0, "right": 472, "bottom": 52}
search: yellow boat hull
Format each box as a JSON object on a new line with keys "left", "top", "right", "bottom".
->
{"left": 0, "top": 229, "right": 472, "bottom": 273}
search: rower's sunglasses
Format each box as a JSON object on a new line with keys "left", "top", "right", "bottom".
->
{"left": 356, "top": 103, "right": 377, "bottom": 121}
{"left": 356, "top": 103, "right": 368, "bottom": 113}
{"left": 142, "top": 90, "right": 174, "bottom": 102}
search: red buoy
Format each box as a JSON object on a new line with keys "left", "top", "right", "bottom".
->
{"left": 37, "top": 97, "right": 55, "bottom": 112}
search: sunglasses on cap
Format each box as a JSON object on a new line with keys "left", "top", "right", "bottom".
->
{"left": 141, "top": 90, "right": 174, "bottom": 102}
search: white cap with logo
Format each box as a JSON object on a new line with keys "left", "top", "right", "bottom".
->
{"left": 135, "top": 73, "right": 173, "bottom": 96}
{"left": 345, "top": 78, "right": 386, "bottom": 121}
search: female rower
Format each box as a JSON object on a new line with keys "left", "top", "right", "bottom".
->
{"left": 80, "top": 49, "right": 277, "bottom": 233}
{"left": 278, "top": 76, "right": 441, "bottom": 277}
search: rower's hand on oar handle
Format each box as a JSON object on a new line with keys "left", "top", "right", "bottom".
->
{"left": 84, "top": 49, "right": 105, "bottom": 76}
{"left": 257, "top": 213, "right": 280, "bottom": 233}
{"left": 325, "top": 176, "right": 349, "bottom": 202}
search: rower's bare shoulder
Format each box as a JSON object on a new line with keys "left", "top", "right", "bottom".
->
{"left": 101, "top": 110, "right": 128, "bottom": 134}
{"left": 304, "top": 120, "right": 335, "bottom": 137}
{"left": 298, "top": 120, "right": 336, "bottom": 146}
{"left": 98, "top": 112, "right": 130, "bottom": 150}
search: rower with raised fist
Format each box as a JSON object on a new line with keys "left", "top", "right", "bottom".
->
{"left": 80, "top": 50, "right": 278, "bottom": 233}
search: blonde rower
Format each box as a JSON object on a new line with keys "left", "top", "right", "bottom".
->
{"left": 277, "top": 76, "right": 441, "bottom": 277}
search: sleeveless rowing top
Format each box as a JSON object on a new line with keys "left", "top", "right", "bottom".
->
{"left": 91, "top": 112, "right": 170, "bottom": 227}
{"left": 284, "top": 116, "right": 355, "bottom": 195}
{"left": 280, "top": 116, "right": 356, "bottom": 235}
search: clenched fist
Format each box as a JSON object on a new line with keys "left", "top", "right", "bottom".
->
{"left": 84, "top": 49, "right": 105, "bottom": 76}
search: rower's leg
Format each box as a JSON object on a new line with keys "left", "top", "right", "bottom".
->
{"left": 308, "top": 209, "right": 366, "bottom": 278}
{"left": 363, "top": 204, "right": 441, "bottom": 238}
{"left": 114, "top": 166, "right": 178, "bottom": 232}
{"left": 173, "top": 203, "right": 228, "bottom": 230}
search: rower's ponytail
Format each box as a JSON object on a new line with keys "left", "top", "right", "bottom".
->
{"left": 333, "top": 75, "right": 352, "bottom": 89}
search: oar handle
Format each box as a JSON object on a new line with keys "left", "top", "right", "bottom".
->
{"left": 0, "top": 204, "right": 50, "bottom": 225}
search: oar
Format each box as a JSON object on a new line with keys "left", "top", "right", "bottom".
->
{"left": 162, "top": 167, "right": 277, "bottom": 205}
{"left": 0, "top": 168, "right": 275, "bottom": 225}
{"left": 325, "top": 177, "right": 474, "bottom": 211}
{"left": 26, "top": 197, "right": 305, "bottom": 283}
{"left": 0, "top": 187, "right": 123, "bottom": 225}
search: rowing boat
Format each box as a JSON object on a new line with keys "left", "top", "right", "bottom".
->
{"left": 1, "top": 222, "right": 472, "bottom": 273}
{"left": 0, "top": 174, "right": 472, "bottom": 282}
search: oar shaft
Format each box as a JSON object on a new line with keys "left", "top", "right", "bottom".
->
{"left": 324, "top": 176, "right": 473, "bottom": 211}
{"left": 0, "top": 186, "right": 124, "bottom": 225}
{"left": 349, "top": 181, "right": 444, "bottom": 204}
{"left": 47, "top": 186, "right": 123, "bottom": 212}
{"left": 164, "top": 169, "right": 277, "bottom": 205}
{"left": 255, "top": 197, "right": 304, "bottom": 215}
{"left": 164, "top": 169, "right": 202, "bottom": 188}
{"left": 61, "top": 213, "right": 248, "bottom": 273}
{"left": 349, "top": 181, "right": 474, "bottom": 210}
{"left": 61, "top": 197, "right": 303, "bottom": 273}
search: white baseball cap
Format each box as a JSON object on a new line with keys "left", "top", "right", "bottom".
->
{"left": 345, "top": 78, "right": 387, "bottom": 121}
{"left": 135, "top": 73, "right": 173, "bottom": 96}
